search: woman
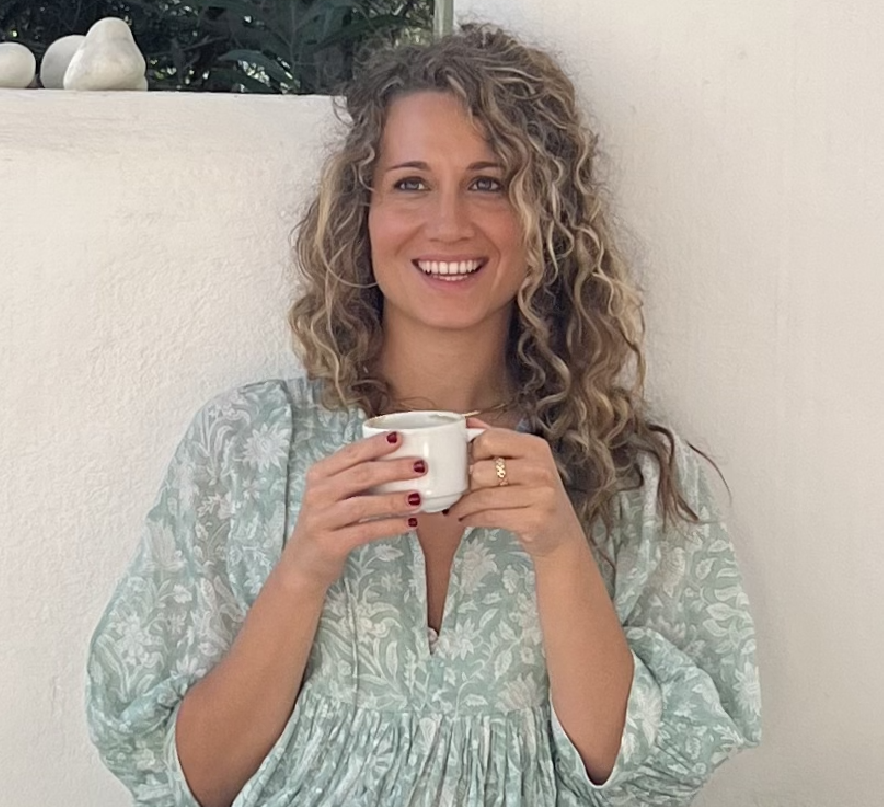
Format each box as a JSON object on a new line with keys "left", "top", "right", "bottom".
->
{"left": 86, "top": 25, "right": 761, "bottom": 807}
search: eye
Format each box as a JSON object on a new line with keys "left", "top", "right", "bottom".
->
{"left": 470, "top": 176, "right": 504, "bottom": 192}
{"left": 393, "top": 176, "right": 427, "bottom": 191}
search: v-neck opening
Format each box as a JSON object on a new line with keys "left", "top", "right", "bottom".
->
{"left": 409, "top": 527, "right": 473, "bottom": 659}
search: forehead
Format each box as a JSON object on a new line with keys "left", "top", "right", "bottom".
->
{"left": 377, "top": 91, "right": 496, "bottom": 163}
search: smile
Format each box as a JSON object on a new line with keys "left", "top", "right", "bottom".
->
{"left": 413, "top": 258, "right": 486, "bottom": 281}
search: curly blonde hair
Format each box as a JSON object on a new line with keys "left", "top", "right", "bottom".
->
{"left": 290, "top": 24, "right": 704, "bottom": 535}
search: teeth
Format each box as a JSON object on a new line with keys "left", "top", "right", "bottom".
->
{"left": 416, "top": 259, "right": 483, "bottom": 276}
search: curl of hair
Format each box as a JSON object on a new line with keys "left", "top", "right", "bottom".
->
{"left": 290, "top": 24, "right": 710, "bottom": 538}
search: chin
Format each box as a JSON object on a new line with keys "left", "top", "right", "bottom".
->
{"left": 382, "top": 294, "right": 512, "bottom": 335}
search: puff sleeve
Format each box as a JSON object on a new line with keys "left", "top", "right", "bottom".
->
{"left": 551, "top": 438, "right": 762, "bottom": 805}
{"left": 85, "top": 382, "right": 292, "bottom": 805}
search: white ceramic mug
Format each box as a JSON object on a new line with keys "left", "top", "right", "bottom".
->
{"left": 361, "top": 411, "right": 484, "bottom": 513}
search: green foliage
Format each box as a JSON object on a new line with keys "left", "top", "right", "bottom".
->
{"left": 0, "top": 0, "right": 434, "bottom": 93}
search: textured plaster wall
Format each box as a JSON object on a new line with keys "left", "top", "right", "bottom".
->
{"left": 458, "top": 1, "right": 884, "bottom": 805}
{"left": 0, "top": 91, "right": 329, "bottom": 806}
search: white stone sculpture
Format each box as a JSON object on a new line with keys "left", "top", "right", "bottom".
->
{"left": 0, "top": 42, "right": 37, "bottom": 89}
{"left": 63, "top": 17, "right": 147, "bottom": 91}
{"left": 40, "top": 35, "right": 86, "bottom": 89}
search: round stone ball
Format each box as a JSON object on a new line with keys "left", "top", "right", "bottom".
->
{"left": 40, "top": 35, "right": 86, "bottom": 89}
{"left": 0, "top": 42, "right": 37, "bottom": 89}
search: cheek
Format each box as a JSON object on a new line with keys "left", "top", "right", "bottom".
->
{"left": 494, "top": 213, "right": 528, "bottom": 269}
{"left": 368, "top": 205, "right": 416, "bottom": 259}
{"left": 367, "top": 208, "right": 387, "bottom": 258}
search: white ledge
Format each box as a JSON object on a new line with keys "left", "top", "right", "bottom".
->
{"left": 0, "top": 90, "right": 340, "bottom": 154}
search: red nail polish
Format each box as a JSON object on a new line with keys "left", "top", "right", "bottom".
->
{"left": 408, "top": 493, "right": 421, "bottom": 507}
{"left": 414, "top": 460, "right": 427, "bottom": 474}
{"left": 386, "top": 431, "right": 398, "bottom": 444}
{"left": 408, "top": 517, "right": 418, "bottom": 528}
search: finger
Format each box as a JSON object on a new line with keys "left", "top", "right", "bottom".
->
{"left": 450, "top": 487, "right": 533, "bottom": 520}
{"left": 333, "top": 490, "right": 424, "bottom": 528}
{"left": 468, "top": 458, "right": 555, "bottom": 491}
{"left": 456, "top": 508, "right": 525, "bottom": 532}
{"left": 338, "top": 515, "right": 419, "bottom": 550}
{"left": 468, "top": 457, "right": 529, "bottom": 491}
{"left": 314, "top": 431, "right": 404, "bottom": 479}
{"left": 470, "top": 429, "right": 540, "bottom": 462}
{"left": 334, "top": 456, "right": 428, "bottom": 499}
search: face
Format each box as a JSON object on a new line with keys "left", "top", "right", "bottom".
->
{"left": 368, "top": 92, "right": 527, "bottom": 337}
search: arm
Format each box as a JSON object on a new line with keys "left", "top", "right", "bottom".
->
{"left": 452, "top": 423, "right": 760, "bottom": 804}
{"left": 532, "top": 539, "right": 634, "bottom": 784}
{"left": 178, "top": 431, "right": 426, "bottom": 807}
{"left": 86, "top": 386, "right": 300, "bottom": 807}
{"left": 174, "top": 567, "right": 327, "bottom": 807}
{"left": 546, "top": 440, "right": 762, "bottom": 805}
{"left": 86, "top": 383, "right": 426, "bottom": 807}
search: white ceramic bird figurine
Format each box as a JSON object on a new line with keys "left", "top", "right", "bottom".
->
{"left": 40, "top": 35, "right": 86, "bottom": 89}
{"left": 63, "top": 17, "right": 147, "bottom": 91}
{"left": 0, "top": 42, "right": 37, "bottom": 89}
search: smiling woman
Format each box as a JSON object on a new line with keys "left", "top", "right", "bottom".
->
{"left": 85, "top": 22, "right": 761, "bottom": 807}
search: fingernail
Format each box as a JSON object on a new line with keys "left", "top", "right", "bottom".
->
{"left": 414, "top": 460, "right": 427, "bottom": 474}
{"left": 386, "top": 431, "right": 398, "bottom": 444}
{"left": 408, "top": 493, "right": 421, "bottom": 507}
{"left": 442, "top": 509, "right": 450, "bottom": 516}
{"left": 408, "top": 517, "right": 418, "bottom": 528}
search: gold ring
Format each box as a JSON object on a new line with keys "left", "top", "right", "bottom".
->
{"left": 495, "top": 456, "right": 509, "bottom": 486}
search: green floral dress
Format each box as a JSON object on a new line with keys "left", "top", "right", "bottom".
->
{"left": 86, "top": 377, "right": 761, "bottom": 806}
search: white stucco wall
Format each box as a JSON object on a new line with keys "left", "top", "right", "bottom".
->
{"left": 458, "top": 1, "right": 884, "bottom": 805}
{"left": 0, "top": 91, "right": 330, "bottom": 806}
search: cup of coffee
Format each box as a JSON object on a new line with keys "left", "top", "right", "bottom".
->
{"left": 361, "top": 411, "right": 484, "bottom": 513}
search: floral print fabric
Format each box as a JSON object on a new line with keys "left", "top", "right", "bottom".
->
{"left": 86, "top": 377, "right": 761, "bottom": 806}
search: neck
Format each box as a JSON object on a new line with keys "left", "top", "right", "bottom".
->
{"left": 376, "top": 316, "right": 514, "bottom": 416}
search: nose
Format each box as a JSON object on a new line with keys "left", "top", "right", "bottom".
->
{"left": 425, "top": 188, "right": 475, "bottom": 242}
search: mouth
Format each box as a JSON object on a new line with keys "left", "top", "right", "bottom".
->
{"left": 412, "top": 258, "right": 487, "bottom": 283}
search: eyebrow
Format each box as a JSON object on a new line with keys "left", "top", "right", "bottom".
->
{"left": 384, "top": 160, "right": 503, "bottom": 173}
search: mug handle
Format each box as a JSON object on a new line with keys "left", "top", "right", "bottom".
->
{"left": 466, "top": 427, "right": 485, "bottom": 442}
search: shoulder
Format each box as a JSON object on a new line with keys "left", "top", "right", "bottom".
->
{"left": 185, "top": 378, "right": 294, "bottom": 446}
{"left": 182, "top": 372, "right": 356, "bottom": 463}
{"left": 165, "top": 380, "right": 295, "bottom": 484}
{"left": 198, "top": 378, "right": 294, "bottom": 421}
{"left": 607, "top": 430, "right": 735, "bottom": 614}
{"left": 191, "top": 371, "right": 335, "bottom": 430}
{"left": 622, "top": 429, "right": 722, "bottom": 528}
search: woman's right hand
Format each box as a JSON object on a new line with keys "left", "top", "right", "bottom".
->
{"left": 279, "top": 430, "right": 426, "bottom": 592}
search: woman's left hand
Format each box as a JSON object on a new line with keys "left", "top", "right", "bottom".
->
{"left": 447, "top": 418, "right": 587, "bottom": 559}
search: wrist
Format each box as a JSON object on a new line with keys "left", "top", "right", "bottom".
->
{"left": 271, "top": 550, "right": 332, "bottom": 602}
{"left": 531, "top": 532, "right": 592, "bottom": 577}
